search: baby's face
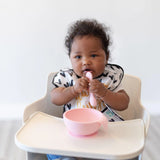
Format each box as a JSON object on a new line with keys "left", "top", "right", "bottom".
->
{"left": 70, "top": 35, "right": 108, "bottom": 78}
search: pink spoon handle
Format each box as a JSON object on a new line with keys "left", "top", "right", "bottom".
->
{"left": 86, "top": 72, "right": 97, "bottom": 106}
{"left": 90, "top": 93, "right": 97, "bottom": 106}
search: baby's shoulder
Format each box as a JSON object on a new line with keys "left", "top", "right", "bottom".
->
{"left": 105, "top": 64, "right": 124, "bottom": 75}
{"left": 58, "top": 68, "right": 75, "bottom": 77}
{"left": 99, "top": 64, "right": 124, "bottom": 91}
{"left": 54, "top": 68, "right": 77, "bottom": 81}
{"left": 52, "top": 68, "right": 76, "bottom": 88}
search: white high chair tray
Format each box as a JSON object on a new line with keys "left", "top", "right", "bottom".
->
{"left": 15, "top": 112, "right": 145, "bottom": 159}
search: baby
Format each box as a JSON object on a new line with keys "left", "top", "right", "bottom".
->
{"left": 48, "top": 19, "right": 129, "bottom": 160}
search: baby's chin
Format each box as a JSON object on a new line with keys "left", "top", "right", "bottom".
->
{"left": 93, "top": 72, "right": 104, "bottom": 78}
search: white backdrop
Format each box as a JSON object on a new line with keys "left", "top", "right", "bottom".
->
{"left": 0, "top": 0, "right": 160, "bottom": 118}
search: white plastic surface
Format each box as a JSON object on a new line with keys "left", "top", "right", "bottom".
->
{"left": 15, "top": 112, "right": 145, "bottom": 160}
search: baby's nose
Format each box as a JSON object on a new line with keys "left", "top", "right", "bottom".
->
{"left": 82, "top": 58, "right": 91, "bottom": 65}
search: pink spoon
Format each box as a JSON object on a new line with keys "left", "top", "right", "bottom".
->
{"left": 86, "top": 72, "right": 97, "bottom": 107}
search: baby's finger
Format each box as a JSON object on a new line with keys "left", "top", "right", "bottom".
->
{"left": 82, "top": 76, "right": 89, "bottom": 82}
{"left": 81, "top": 82, "right": 89, "bottom": 89}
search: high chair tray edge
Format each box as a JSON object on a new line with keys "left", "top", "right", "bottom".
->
{"left": 15, "top": 112, "right": 145, "bottom": 160}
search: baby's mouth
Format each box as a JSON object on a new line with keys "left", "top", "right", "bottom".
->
{"left": 82, "top": 69, "right": 93, "bottom": 76}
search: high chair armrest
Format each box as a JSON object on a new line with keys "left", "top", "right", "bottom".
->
{"left": 23, "top": 96, "right": 63, "bottom": 123}
{"left": 140, "top": 103, "right": 150, "bottom": 137}
{"left": 23, "top": 97, "right": 46, "bottom": 123}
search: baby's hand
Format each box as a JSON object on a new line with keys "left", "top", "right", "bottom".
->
{"left": 89, "top": 79, "right": 107, "bottom": 98}
{"left": 73, "top": 77, "right": 89, "bottom": 94}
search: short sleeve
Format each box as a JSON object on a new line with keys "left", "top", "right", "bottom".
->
{"left": 101, "top": 64, "right": 124, "bottom": 91}
{"left": 52, "top": 69, "right": 74, "bottom": 88}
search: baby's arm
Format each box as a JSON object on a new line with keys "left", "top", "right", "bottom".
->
{"left": 89, "top": 80, "right": 129, "bottom": 111}
{"left": 50, "top": 77, "right": 89, "bottom": 105}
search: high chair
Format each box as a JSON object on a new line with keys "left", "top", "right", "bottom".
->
{"left": 15, "top": 73, "right": 150, "bottom": 160}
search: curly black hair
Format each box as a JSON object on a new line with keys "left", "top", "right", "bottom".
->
{"left": 65, "top": 19, "right": 112, "bottom": 58}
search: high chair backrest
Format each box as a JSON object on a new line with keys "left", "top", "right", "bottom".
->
{"left": 45, "top": 72, "right": 63, "bottom": 117}
{"left": 116, "top": 74, "right": 143, "bottom": 120}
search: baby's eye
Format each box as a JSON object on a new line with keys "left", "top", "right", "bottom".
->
{"left": 75, "top": 55, "right": 81, "bottom": 59}
{"left": 91, "top": 54, "right": 97, "bottom": 58}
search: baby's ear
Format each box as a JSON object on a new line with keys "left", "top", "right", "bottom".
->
{"left": 106, "top": 52, "right": 109, "bottom": 63}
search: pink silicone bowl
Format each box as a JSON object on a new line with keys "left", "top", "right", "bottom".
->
{"left": 63, "top": 108, "right": 108, "bottom": 136}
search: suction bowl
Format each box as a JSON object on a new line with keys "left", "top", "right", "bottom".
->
{"left": 63, "top": 108, "right": 107, "bottom": 136}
